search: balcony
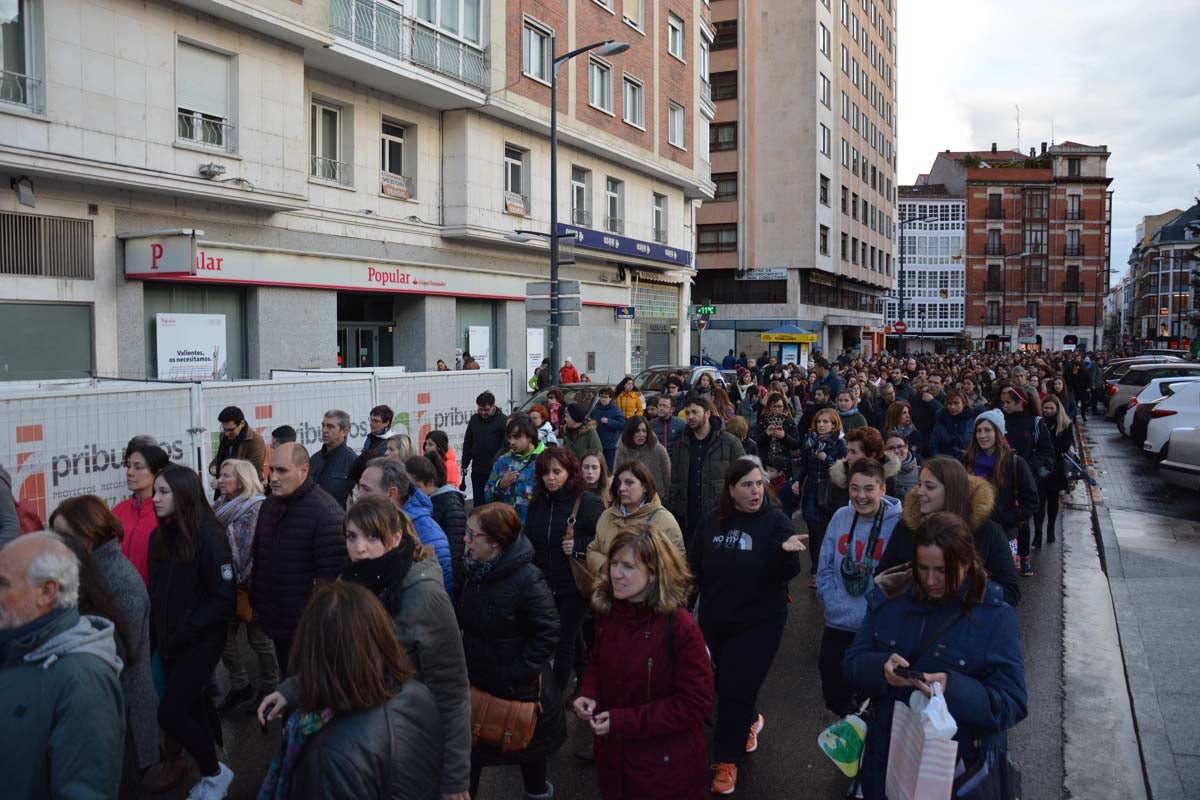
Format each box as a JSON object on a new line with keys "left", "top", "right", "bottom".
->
{"left": 605, "top": 216, "right": 625, "bottom": 235}
{"left": 311, "top": 155, "right": 354, "bottom": 186}
{"left": 985, "top": 244, "right": 1006, "bottom": 256}
{"left": 986, "top": 208, "right": 1005, "bottom": 220}
{"left": 1065, "top": 245, "right": 1085, "bottom": 257}
{"left": 330, "top": 0, "right": 489, "bottom": 92}
{"left": 1064, "top": 279, "right": 1083, "bottom": 293}
{"left": 1023, "top": 279, "right": 1047, "bottom": 293}
{"left": 572, "top": 208, "right": 592, "bottom": 227}
{"left": 177, "top": 111, "right": 238, "bottom": 154}
{"left": 1066, "top": 210, "right": 1085, "bottom": 221}
{"left": 0, "top": 69, "right": 43, "bottom": 113}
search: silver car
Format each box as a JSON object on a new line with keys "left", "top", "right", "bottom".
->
{"left": 1105, "top": 363, "right": 1200, "bottom": 420}
{"left": 1160, "top": 426, "right": 1200, "bottom": 491}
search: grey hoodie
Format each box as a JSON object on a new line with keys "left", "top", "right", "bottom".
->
{"left": 26, "top": 613, "right": 124, "bottom": 674}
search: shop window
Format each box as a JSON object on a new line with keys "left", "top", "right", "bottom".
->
{"left": 143, "top": 284, "right": 248, "bottom": 380}
{"left": 0, "top": 303, "right": 93, "bottom": 379}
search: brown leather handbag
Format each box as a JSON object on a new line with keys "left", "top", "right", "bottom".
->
{"left": 469, "top": 675, "right": 542, "bottom": 752}
{"left": 564, "top": 494, "right": 596, "bottom": 598}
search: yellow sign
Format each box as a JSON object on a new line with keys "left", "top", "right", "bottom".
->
{"left": 761, "top": 332, "right": 818, "bottom": 343}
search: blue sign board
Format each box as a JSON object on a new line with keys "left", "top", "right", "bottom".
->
{"left": 615, "top": 305, "right": 636, "bottom": 320}
{"left": 557, "top": 224, "right": 692, "bottom": 267}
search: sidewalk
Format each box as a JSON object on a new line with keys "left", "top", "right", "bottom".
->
{"left": 1079, "top": 417, "right": 1200, "bottom": 799}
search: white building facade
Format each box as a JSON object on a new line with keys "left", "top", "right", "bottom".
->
{"left": 0, "top": 0, "right": 712, "bottom": 395}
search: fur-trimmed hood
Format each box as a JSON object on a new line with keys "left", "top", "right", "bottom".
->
{"left": 899, "top": 474, "right": 997, "bottom": 531}
{"left": 829, "top": 452, "right": 901, "bottom": 489}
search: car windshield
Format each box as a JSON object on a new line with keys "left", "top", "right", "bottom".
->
{"left": 634, "top": 368, "right": 685, "bottom": 392}
{"left": 518, "top": 387, "right": 597, "bottom": 414}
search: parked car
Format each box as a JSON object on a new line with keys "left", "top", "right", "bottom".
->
{"left": 516, "top": 384, "right": 598, "bottom": 416}
{"left": 1143, "top": 381, "right": 1200, "bottom": 459}
{"left": 1124, "top": 376, "right": 1200, "bottom": 443}
{"left": 1103, "top": 355, "right": 1186, "bottom": 384}
{"left": 1106, "top": 363, "right": 1200, "bottom": 421}
{"left": 632, "top": 365, "right": 739, "bottom": 408}
{"left": 1159, "top": 426, "right": 1200, "bottom": 491}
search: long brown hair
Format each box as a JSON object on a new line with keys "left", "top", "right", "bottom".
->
{"left": 917, "top": 457, "right": 973, "bottom": 521}
{"left": 151, "top": 465, "right": 219, "bottom": 563}
{"left": 49, "top": 495, "right": 123, "bottom": 550}
{"left": 344, "top": 495, "right": 433, "bottom": 561}
{"left": 963, "top": 418, "right": 1012, "bottom": 488}
{"left": 912, "top": 512, "right": 988, "bottom": 607}
{"left": 592, "top": 525, "right": 693, "bottom": 615}
{"left": 291, "top": 582, "right": 415, "bottom": 712}
{"left": 885, "top": 400, "right": 913, "bottom": 433}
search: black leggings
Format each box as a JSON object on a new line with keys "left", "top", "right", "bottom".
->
{"left": 470, "top": 758, "right": 547, "bottom": 798}
{"left": 1034, "top": 491, "right": 1060, "bottom": 543}
{"left": 552, "top": 591, "right": 590, "bottom": 693}
{"left": 158, "top": 644, "right": 223, "bottom": 777}
{"left": 707, "top": 618, "right": 786, "bottom": 764}
{"left": 818, "top": 626, "right": 859, "bottom": 716}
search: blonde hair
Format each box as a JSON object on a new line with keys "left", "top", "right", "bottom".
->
{"left": 592, "top": 524, "right": 693, "bottom": 615}
{"left": 220, "top": 458, "right": 263, "bottom": 498}
{"left": 1040, "top": 393, "right": 1071, "bottom": 436}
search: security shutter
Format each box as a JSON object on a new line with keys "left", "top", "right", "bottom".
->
{"left": 647, "top": 332, "right": 671, "bottom": 366}
{"left": 176, "top": 42, "right": 229, "bottom": 118}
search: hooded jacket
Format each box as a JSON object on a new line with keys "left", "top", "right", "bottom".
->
{"left": 615, "top": 428, "right": 673, "bottom": 505}
{"left": 816, "top": 495, "right": 904, "bottom": 632}
{"left": 112, "top": 494, "right": 159, "bottom": 585}
{"left": 0, "top": 609, "right": 125, "bottom": 800}
{"left": 876, "top": 477, "right": 1021, "bottom": 607}
{"left": 823, "top": 453, "right": 902, "bottom": 515}
{"left": 563, "top": 418, "right": 604, "bottom": 462}
{"left": 1004, "top": 411, "right": 1056, "bottom": 480}
{"left": 428, "top": 484, "right": 467, "bottom": 595}
{"left": 590, "top": 401, "right": 628, "bottom": 453}
{"left": 668, "top": 417, "right": 746, "bottom": 536}
{"left": 929, "top": 406, "right": 979, "bottom": 461}
{"left": 843, "top": 575, "right": 1027, "bottom": 800}
{"left": 587, "top": 495, "right": 686, "bottom": 577}
{"left": 484, "top": 442, "right": 546, "bottom": 525}
{"left": 403, "top": 483, "right": 455, "bottom": 596}
{"left": 614, "top": 390, "right": 646, "bottom": 419}
{"left": 148, "top": 516, "right": 237, "bottom": 657}
{"left": 523, "top": 487, "right": 604, "bottom": 597}
{"left": 649, "top": 413, "right": 687, "bottom": 455}
{"left": 462, "top": 410, "right": 509, "bottom": 477}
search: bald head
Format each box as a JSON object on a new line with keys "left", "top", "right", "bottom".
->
{"left": 0, "top": 531, "right": 80, "bottom": 629}
{"left": 269, "top": 442, "right": 311, "bottom": 497}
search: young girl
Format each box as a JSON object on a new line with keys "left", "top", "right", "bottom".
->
{"left": 1034, "top": 394, "right": 1075, "bottom": 547}
{"left": 581, "top": 450, "right": 613, "bottom": 507}
{"left": 964, "top": 410, "right": 1039, "bottom": 576}
{"left": 795, "top": 408, "right": 848, "bottom": 584}
{"left": 884, "top": 400, "right": 923, "bottom": 456}
{"left": 834, "top": 390, "right": 869, "bottom": 431}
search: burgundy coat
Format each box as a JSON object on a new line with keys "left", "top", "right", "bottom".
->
{"left": 580, "top": 602, "right": 714, "bottom": 800}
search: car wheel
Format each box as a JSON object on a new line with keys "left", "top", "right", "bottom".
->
{"left": 1117, "top": 416, "right": 1126, "bottom": 436}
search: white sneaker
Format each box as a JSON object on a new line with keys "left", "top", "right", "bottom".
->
{"left": 188, "top": 763, "right": 234, "bottom": 800}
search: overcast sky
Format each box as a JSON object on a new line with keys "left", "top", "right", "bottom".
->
{"left": 897, "top": 0, "right": 1200, "bottom": 284}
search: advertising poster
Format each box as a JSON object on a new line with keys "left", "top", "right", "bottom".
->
{"left": 526, "top": 328, "right": 545, "bottom": 392}
{"left": 1017, "top": 318, "right": 1037, "bottom": 344}
{"left": 468, "top": 326, "right": 491, "bottom": 369}
{"left": 157, "top": 313, "right": 228, "bottom": 380}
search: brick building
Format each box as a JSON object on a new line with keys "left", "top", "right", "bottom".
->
{"left": 963, "top": 142, "right": 1113, "bottom": 351}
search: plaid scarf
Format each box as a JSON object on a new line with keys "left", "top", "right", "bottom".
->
{"left": 258, "top": 708, "right": 335, "bottom": 800}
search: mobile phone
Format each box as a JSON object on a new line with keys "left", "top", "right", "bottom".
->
{"left": 894, "top": 667, "right": 924, "bottom": 680}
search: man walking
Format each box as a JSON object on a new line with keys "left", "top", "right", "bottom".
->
{"left": 251, "top": 443, "right": 346, "bottom": 670}
{"left": 460, "top": 391, "right": 508, "bottom": 503}
{"left": 310, "top": 409, "right": 357, "bottom": 508}
{"left": 650, "top": 394, "right": 686, "bottom": 454}
{"left": 208, "top": 406, "right": 266, "bottom": 498}
{"left": 590, "top": 386, "right": 627, "bottom": 470}
{"left": 0, "top": 532, "right": 126, "bottom": 799}
{"left": 669, "top": 394, "right": 745, "bottom": 543}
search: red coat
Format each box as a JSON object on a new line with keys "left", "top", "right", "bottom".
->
{"left": 112, "top": 495, "right": 159, "bottom": 586}
{"left": 560, "top": 363, "right": 581, "bottom": 383}
{"left": 580, "top": 602, "right": 714, "bottom": 800}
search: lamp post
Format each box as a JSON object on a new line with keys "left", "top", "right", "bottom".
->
{"left": 896, "top": 213, "right": 937, "bottom": 355}
{"left": 530, "top": 36, "right": 629, "bottom": 381}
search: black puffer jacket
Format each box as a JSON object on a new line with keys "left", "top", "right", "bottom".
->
{"left": 522, "top": 488, "right": 604, "bottom": 598}
{"left": 429, "top": 485, "right": 468, "bottom": 597}
{"left": 1003, "top": 412, "right": 1056, "bottom": 481}
{"left": 348, "top": 432, "right": 390, "bottom": 485}
{"left": 456, "top": 535, "right": 565, "bottom": 763}
{"left": 288, "top": 680, "right": 443, "bottom": 800}
{"left": 250, "top": 478, "right": 346, "bottom": 643}
{"left": 148, "top": 517, "right": 236, "bottom": 657}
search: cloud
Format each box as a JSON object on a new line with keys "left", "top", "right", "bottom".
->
{"left": 899, "top": 0, "right": 1200, "bottom": 284}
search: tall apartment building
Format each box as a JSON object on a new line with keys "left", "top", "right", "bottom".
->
{"left": 886, "top": 184, "right": 964, "bottom": 353}
{"left": 964, "top": 142, "right": 1113, "bottom": 351}
{"left": 0, "top": 0, "right": 712, "bottom": 392}
{"left": 692, "top": 0, "right": 898, "bottom": 359}
{"left": 1127, "top": 204, "right": 1200, "bottom": 349}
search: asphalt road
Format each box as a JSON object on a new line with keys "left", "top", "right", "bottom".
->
{"left": 169, "top": 512, "right": 1066, "bottom": 800}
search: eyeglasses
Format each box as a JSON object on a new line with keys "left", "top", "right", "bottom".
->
{"left": 464, "top": 528, "right": 488, "bottom": 542}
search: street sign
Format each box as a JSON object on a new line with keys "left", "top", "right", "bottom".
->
{"left": 894, "top": 320, "right": 908, "bottom": 334}
{"left": 525, "top": 280, "right": 581, "bottom": 296}
{"left": 615, "top": 306, "right": 635, "bottom": 320}
{"left": 696, "top": 304, "right": 717, "bottom": 316}
{"left": 526, "top": 311, "right": 580, "bottom": 327}
{"left": 697, "top": 319, "right": 708, "bottom": 330}
{"left": 525, "top": 296, "right": 582, "bottom": 312}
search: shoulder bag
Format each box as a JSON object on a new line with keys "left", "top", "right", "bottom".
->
{"left": 469, "top": 674, "right": 542, "bottom": 753}
{"left": 565, "top": 494, "right": 595, "bottom": 597}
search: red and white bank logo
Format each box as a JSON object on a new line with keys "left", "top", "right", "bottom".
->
{"left": 15, "top": 423, "right": 47, "bottom": 523}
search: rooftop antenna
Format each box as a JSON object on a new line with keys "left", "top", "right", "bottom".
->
{"left": 1050, "top": 116, "right": 1055, "bottom": 147}
{"left": 1015, "top": 105, "right": 1021, "bottom": 153}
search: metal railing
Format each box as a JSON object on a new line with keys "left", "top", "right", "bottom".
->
{"left": 0, "top": 69, "right": 43, "bottom": 112}
{"left": 985, "top": 244, "right": 1006, "bottom": 256}
{"left": 1023, "top": 279, "right": 1047, "bottom": 293}
{"left": 1066, "top": 245, "right": 1085, "bottom": 257}
{"left": 572, "top": 208, "right": 592, "bottom": 226}
{"left": 311, "top": 155, "right": 354, "bottom": 186}
{"left": 986, "top": 208, "right": 1005, "bottom": 219}
{"left": 330, "top": 0, "right": 489, "bottom": 91}
{"left": 1066, "top": 210, "right": 1085, "bottom": 220}
{"left": 605, "top": 216, "right": 625, "bottom": 235}
{"left": 176, "top": 111, "right": 238, "bottom": 153}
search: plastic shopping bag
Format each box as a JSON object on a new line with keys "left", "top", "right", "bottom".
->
{"left": 817, "top": 711, "right": 868, "bottom": 777}
{"left": 886, "top": 683, "right": 959, "bottom": 800}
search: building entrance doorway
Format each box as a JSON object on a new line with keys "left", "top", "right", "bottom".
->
{"left": 337, "top": 325, "right": 393, "bottom": 368}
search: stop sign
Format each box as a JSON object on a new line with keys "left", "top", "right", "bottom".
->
{"left": 894, "top": 320, "right": 908, "bottom": 334}
{"left": 698, "top": 319, "right": 708, "bottom": 330}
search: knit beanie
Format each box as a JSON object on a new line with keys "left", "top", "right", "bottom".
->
{"left": 566, "top": 403, "right": 588, "bottom": 424}
{"left": 974, "top": 408, "right": 1006, "bottom": 437}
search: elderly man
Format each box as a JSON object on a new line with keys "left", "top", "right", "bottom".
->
{"left": 357, "top": 458, "right": 454, "bottom": 596}
{"left": 0, "top": 532, "right": 125, "bottom": 798}
{"left": 310, "top": 409, "right": 357, "bottom": 508}
{"left": 251, "top": 443, "right": 346, "bottom": 670}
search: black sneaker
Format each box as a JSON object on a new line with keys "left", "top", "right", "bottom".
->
{"left": 217, "top": 685, "right": 254, "bottom": 713}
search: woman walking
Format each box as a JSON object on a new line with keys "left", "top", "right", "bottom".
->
{"left": 965, "top": 410, "right": 1039, "bottom": 577}
{"left": 588, "top": 461, "right": 686, "bottom": 576}
{"left": 211, "top": 459, "right": 277, "bottom": 713}
{"left": 844, "top": 513, "right": 1028, "bottom": 800}
{"left": 581, "top": 450, "right": 613, "bottom": 507}
{"left": 1034, "top": 394, "right": 1075, "bottom": 547}
{"left": 689, "top": 459, "right": 808, "bottom": 795}
{"left": 614, "top": 416, "right": 672, "bottom": 504}
{"left": 113, "top": 441, "right": 170, "bottom": 585}
{"left": 884, "top": 400, "right": 924, "bottom": 457}
{"left": 613, "top": 376, "right": 646, "bottom": 419}
{"left": 148, "top": 465, "right": 237, "bottom": 800}
{"left": 458, "top": 503, "right": 565, "bottom": 799}
{"left": 425, "top": 429, "right": 461, "bottom": 487}
{"left": 795, "top": 408, "right": 848, "bottom": 584}
{"left": 574, "top": 525, "right": 714, "bottom": 799}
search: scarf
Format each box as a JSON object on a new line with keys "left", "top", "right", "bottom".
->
{"left": 893, "top": 422, "right": 915, "bottom": 438}
{"left": 463, "top": 551, "right": 501, "bottom": 582}
{"left": 971, "top": 450, "right": 997, "bottom": 479}
{"left": 257, "top": 708, "right": 335, "bottom": 800}
{"left": 341, "top": 536, "right": 415, "bottom": 599}
{"left": 213, "top": 494, "right": 266, "bottom": 584}
{"left": 213, "top": 493, "right": 264, "bottom": 527}
{"left": 836, "top": 406, "right": 859, "bottom": 418}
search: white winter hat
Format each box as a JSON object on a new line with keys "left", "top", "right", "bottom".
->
{"left": 564, "top": 356, "right": 573, "bottom": 363}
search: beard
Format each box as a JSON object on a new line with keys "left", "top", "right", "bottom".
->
{"left": 0, "top": 603, "right": 36, "bottom": 630}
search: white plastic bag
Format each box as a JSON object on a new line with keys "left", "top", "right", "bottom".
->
{"left": 911, "top": 681, "right": 958, "bottom": 740}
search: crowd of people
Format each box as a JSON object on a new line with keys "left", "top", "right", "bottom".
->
{"left": 0, "top": 347, "right": 1109, "bottom": 799}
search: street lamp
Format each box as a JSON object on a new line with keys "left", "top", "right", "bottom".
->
{"left": 896, "top": 213, "right": 937, "bottom": 355}
{"left": 533, "top": 36, "right": 629, "bottom": 381}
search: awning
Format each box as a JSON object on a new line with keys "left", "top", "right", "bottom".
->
{"left": 760, "top": 324, "right": 818, "bottom": 343}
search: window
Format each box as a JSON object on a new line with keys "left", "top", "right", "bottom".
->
{"left": 0, "top": 0, "right": 43, "bottom": 112}
{"left": 819, "top": 124, "right": 831, "bottom": 157}
{"left": 986, "top": 264, "right": 1002, "bottom": 291}
{"left": 841, "top": 186, "right": 848, "bottom": 213}
{"left": 0, "top": 302, "right": 93, "bottom": 379}
{"left": 652, "top": 194, "right": 667, "bottom": 244}
{"left": 840, "top": 233, "right": 848, "bottom": 260}
{"left": 622, "top": 76, "right": 644, "bottom": 127}
{"left": 571, "top": 167, "right": 591, "bottom": 226}
{"left": 713, "top": 20, "right": 737, "bottom": 50}
{"left": 700, "top": 39, "right": 709, "bottom": 80}
{"left": 177, "top": 42, "right": 235, "bottom": 152}
{"left": 819, "top": 23, "right": 830, "bottom": 58}
{"left": 588, "top": 60, "right": 613, "bottom": 113}
{"left": 380, "top": 121, "right": 414, "bottom": 198}
{"left": 698, "top": 224, "right": 737, "bottom": 252}
{"left": 841, "top": 91, "right": 849, "bottom": 120}
{"left": 668, "top": 14, "right": 685, "bottom": 60}
{"left": 820, "top": 225, "right": 830, "bottom": 255}
{"left": 1066, "top": 194, "right": 1082, "bottom": 220}
{"left": 504, "top": 145, "right": 528, "bottom": 213}
{"left": 987, "top": 193, "right": 1003, "bottom": 219}
{"left": 712, "top": 71, "right": 737, "bottom": 100}
{"left": 819, "top": 175, "right": 830, "bottom": 206}
{"left": 1065, "top": 264, "right": 1080, "bottom": 291}
{"left": 841, "top": 44, "right": 849, "bottom": 73}
{"left": 851, "top": 193, "right": 858, "bottom": 220}
{"left": 842, "top": 0, "right": 850, "bottom": 25}
{"left": 698, "top": 116, "right": 710, "bottom": 162}
{"left": 310, "top": 101, "right": 351, "bottom": 185}
{"left": 416, "top": 0, "right": 482, "bottom": 43}
{"left": 1067, "top": 157, "right": 1081, "bottom": 177}
{"left": 986, "top": 300, "right": 1001, "bottom": 325}
{"left": 1065, "top": 302, "right": 1079, "bottom": 326}
{"left": 713, "top": 173, "right": 737, "bottom": 201}
{"left": 819, "top": 73, "right": 830, "bottom": 107}
{"left": 841, "top": 138, "right": 849, "bottom": 166}
{"left": 668, "top": 102, "right": 686, "bottom": 148}
{"left": 1025, "top": 301, "right": 1040, "bottom": 323}
{"left": 605, "top": 177, "right": 624, "bottom": 234}
{"left": 711, "top": 122, "right": 736, "bottom": 151}
{"left": 522, "top": 20, "right": 552, "bottom": 82}
{"left": 623, "top": 0, "right": 643, "bottom": 28}
{"left": 850, "top": 236, "right": 858, "bottom": 264}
